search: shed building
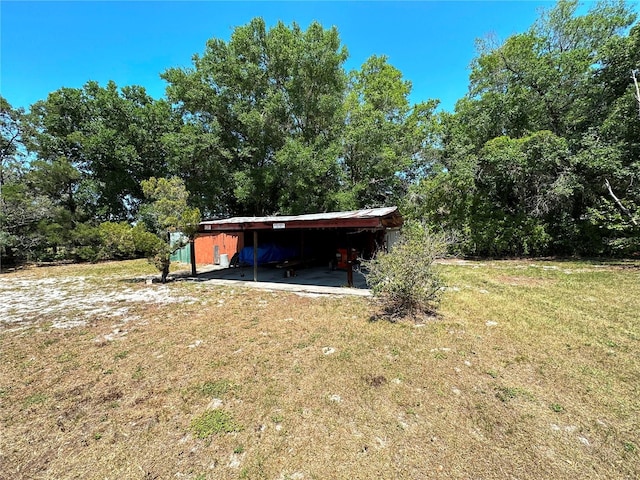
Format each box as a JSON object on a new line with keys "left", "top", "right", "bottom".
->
{"left": 193, "top": 206, "right": 403, "bottom": 286}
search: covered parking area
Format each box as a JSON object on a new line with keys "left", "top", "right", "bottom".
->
{"left": 192, "top": 207, "right": 403, "bottom": 289}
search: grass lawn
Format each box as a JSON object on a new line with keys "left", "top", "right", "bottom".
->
{"left": 1, "top": 259, "right": 638, "bottom": 479}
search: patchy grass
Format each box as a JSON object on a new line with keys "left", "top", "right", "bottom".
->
{"left": 0, "top": 258, "right": 639, "bottom": 479}
{"left": 191, "top": 410, "right": 242, "bottom": 439}
{"left": 198, "top": 380, "right": 233, "bottom": 397}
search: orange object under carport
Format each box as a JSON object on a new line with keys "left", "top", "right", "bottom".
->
{"left": 335, "top": 248, "right": 359, "bottom": 270}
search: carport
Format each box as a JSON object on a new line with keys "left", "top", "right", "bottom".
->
{"left": 193, "top": 207, "right": 403, "bottom": 288}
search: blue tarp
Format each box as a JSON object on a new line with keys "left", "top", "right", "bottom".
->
{"left": 238, "top": 244, "right": 299, "bottom": 266}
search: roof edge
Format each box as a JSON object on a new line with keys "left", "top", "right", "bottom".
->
{"left": 199, "top": 206, "right": 403, "bottom": 231}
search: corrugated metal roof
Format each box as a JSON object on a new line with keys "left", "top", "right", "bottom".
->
{"left": 200, "top": 206, "right": 400, "bottom": 226}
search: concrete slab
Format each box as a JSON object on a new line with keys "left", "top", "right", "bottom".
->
{"left": 181, "top": 264, "right": 371, "bottom": 296}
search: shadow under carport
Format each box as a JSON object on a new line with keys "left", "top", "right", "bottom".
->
{"left": 195, "top": 264, "right": 369, "bottom": 289}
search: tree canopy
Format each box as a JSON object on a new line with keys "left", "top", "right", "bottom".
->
{"left": 407, "top": 0, "right": 639, "bottom": 256}
{"left": 162, "top": 18, "right": 349, "bottom": 216}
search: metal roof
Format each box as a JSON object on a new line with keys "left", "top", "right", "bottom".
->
{"left": 199, "top": 206, "right": 402, "bottom": 231}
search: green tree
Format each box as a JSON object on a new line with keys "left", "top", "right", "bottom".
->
{"left": 1, "top": 96, "right": 22, "bottom": 166}
{"left": 161, "top": 121, "right": 232, "bottom": 217}
{"left": 26, "top": 81, "right": 177, "bottom": 223}
{"left": 413, "top": 0, "right": 639, "bottom": 256}
{"left": 468, "top": 0, "right": 635, "bottom": 141}
{"left": 470, "top": 131, "right": 575, "bottom": 255}
{"left": 592, "top": 23, "right": 640, "bottom": 244}
{"left": 21, "top": 82, "right": 179, "bottom": 261}
{"left": 25, "top": 87, "right": 91, "bottom": 214}
{"left": 1, "top": 96, "right": 48, "bottom": 266}
{"left": 80, "top": 81, "right": 177, "bottom": 220}
{"left": 342, "top": 56, "right": 438, "bottom": 209}
{"left": 140, "top": 177, "right": 201, "bottom": 282}
{"left": 162, "top": 17, "right": 348, "bottom": 215}
{"left": 1, "top": 96, "right": 22, "bottom": 266}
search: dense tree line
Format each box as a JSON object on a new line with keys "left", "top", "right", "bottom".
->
{"left": 1, "top": 1, "right": 638, "bottom": 265}
{"left": 407, "top": 0, "right": 639, "bottom": 256}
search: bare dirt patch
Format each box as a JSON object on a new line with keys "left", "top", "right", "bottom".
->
{"left": 0, "top": 274, "right": 196, "bottom": 331}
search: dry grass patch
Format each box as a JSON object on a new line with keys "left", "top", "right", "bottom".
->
{"left": 1, "top": 258, "right": 638, "bottom": 479}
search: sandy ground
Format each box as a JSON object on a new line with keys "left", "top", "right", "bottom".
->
{"left": 0, "top": 264, "right": 370, "bottom": 332}
{"left": 0, "top": 275, "right": 196, "bottom": 331}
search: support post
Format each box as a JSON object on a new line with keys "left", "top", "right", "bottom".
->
{"left": 253, "top": 230, "right": 258, "bottom": 282}
{"left": 346, "top": 232, "right": 353, "bottom": 287}
{"left": 190, "top": 236, "right": 197, "bottom": 276}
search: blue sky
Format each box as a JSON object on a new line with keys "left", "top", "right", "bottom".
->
{"left": 1, "top": 1, "right": 559, "bottom": 113}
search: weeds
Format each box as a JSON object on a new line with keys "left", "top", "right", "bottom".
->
{"left": 495, "top": 386, "right": 534, "bottom": 403}
{"left": 56, "top": 352, "right": 76, "bottom": 363}
{"left": 23, "top": 393, "right": 47, "bottom": 408}
{"left": 199, "top": 380, "right": 231, "bottom": 397}
{"left": 132, "top": 365, "right": 145, "bottom": 380}
{"left": 191, "top": 410, "right": 242, "bottom": 439}
{"left": 114, "top": 350, "right": 129, "bottom": 360}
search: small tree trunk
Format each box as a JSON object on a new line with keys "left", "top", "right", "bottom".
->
{"left": 161, "top": 262, "right": 170, "bottom": 283}
{"left": 632, "top": 70, "right": 640, "bottom": 120}
{"left": 605, "top": 178, "right": 638, "bottom": 226}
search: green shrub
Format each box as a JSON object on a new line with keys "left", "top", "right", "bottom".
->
{"left": 464, "top": 211, "right": 552, "bottom": 257}
{"left": 364, "top": 223, "right": 446, "bottom": 319}
{"left": 97, "top": 222, "right": 136, "bottom": 260}
{"left": 131, "top": 224, "right": 164, "bottom": 257}
{"left": 74, "top": 245, "right": 100, "bottom": 262}
{"left": 70, "top": 223, "right": 101, "bottom": 261}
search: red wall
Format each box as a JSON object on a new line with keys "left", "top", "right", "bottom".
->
{"left": 194, "top": 232, "right": 244, "bottom": 265}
